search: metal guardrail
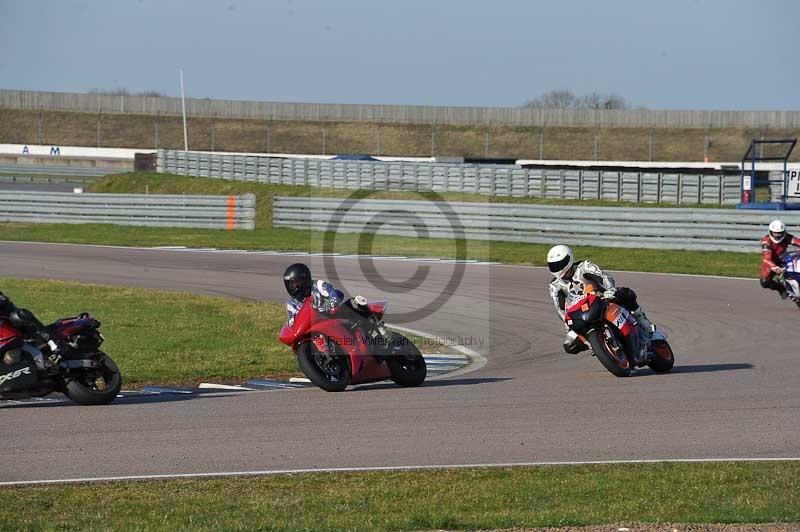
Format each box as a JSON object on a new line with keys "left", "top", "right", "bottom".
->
{"left": 0, "top": 192, "right": 256, "bottom": 230}
{"left": 160, "top": 150, "right": 741, "bottom": 205}
{"left": 0, "top": 175, "right": 97, "bottom": 185}
{"left": 4, "top": 89, "right": 800, "bottom": 128}
{"left": 273, "top": 196, "right": 800, "bottom": 253}
{"left": 0, "top": 164, "right": 118, "bottom": 178}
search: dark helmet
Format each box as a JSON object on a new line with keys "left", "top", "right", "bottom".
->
{"left": 283, "top": 263, "right": 312, "bottom": 299}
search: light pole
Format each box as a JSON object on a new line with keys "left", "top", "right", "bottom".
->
{"left": 180, "top": 68, "right": 188, "bottom": 152}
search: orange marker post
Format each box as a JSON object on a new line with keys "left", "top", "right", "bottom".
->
{"left": 226, "top": 195, "right": 236, "bottom": 230}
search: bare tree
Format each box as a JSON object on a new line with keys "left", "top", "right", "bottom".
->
{"left": 525, "top": 89, "right": 577, "bottom": 109}
{"left": 524, "top": 90, "right": 629, "bottom": 109}
{"left": 577, "top": 92, "right": 627, "bottom": 110}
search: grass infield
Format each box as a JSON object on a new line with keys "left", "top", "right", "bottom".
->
{"left": 0, "top": 277, "right": 297, "bottom": 386}
{"left": 0, "top": 278, "right": 443, "bottom": 386}
{"left": 0, "top": 173, "right": 763, "bottom": 279}
{"left": 1, "top": 461, "right": 798, "bottom": 530}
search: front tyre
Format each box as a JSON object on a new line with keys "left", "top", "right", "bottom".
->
{"left": 587, "top": 328, "right": 633, "bottom": 377}
{"left": 63, "top": 354, "right": 122, "bottom": 405}
{"left": 385, "top": 333, "right": 426, "bottom": 387}
{"left": 297, "top": 339, "right": 351, "bottom": 392}
{"left": 647, "top": 340, "right": 675, "bottom": 373}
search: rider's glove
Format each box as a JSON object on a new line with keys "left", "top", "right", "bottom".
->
{"left": 771, "top": 266, "right": 784, "bottom": 275}
{"left": 601, "top": 289, "right": 617, "bottom": 300}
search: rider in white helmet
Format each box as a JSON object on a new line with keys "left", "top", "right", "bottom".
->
{"left": 546, "top": 245, "right": 653, "bottom": 354}
{"left": 760, "top": 220, "right": 800, "bottom": 298}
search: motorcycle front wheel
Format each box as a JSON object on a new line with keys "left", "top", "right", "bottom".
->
{"left": 297, "top": 339, "right": 351, "bottom": 392}
{"left": 587, "top": 327, "right": 633, "bottom": 377}
{"left": 63, "top": 353, "right": 122, "bottom": 405}
{"left": 385, "top": 333, "right": 427, "bottom": 387}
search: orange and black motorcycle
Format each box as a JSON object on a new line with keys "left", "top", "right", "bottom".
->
{"left": 563, "top": 285, "right": 674, "bottom": 377}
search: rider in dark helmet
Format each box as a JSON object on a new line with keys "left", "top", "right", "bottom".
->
{"left": 283, "top": 263, "right": 344, "bottom": 325}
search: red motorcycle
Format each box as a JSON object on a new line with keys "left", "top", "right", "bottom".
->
{"left": 279, "top": 297, "right": 426, "bottom": 391}
{"left": 1, "top": 308, "right": 122, "bottom": 405}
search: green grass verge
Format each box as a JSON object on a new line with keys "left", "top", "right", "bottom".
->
{"left": 1, "top": 277, "right": 297, "bottom": 386}
{"left": 1, "top": 277, "right": 443, "bottom": 386}
{"left": 0, "top": 173, "right": 763, "bottom": 279}
{"left": 2, "top": 462, "right": 798, "bottom": 531}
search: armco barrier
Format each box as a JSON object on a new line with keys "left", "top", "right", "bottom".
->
{"left": 273, "top": 196, "right": 800, "bottom": 253}
{"left": 0, "top": 164, "right": 119, "bottom": 178}
{"left": 0, "top": 192, "right": 256, "bottom": 230}
{"left": 160, "top": 150, "right": 741, "bottom": 205}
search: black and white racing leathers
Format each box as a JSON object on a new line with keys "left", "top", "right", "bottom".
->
{"left": 548, "top": 260, "right": 652, "bottom": 355}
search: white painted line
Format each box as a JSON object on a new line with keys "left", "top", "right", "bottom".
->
{"left": 4, "top": 457, "right": 800, "bottom": 487}
{"left": 424, "top": 354, "right": 469, "bottom": 360}
{"left": 197, "top": 383, "right": 256, "bottom": 391}
{"left": 289, "top": 377, "right": 311, "bottom": 383}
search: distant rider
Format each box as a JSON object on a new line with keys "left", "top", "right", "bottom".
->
{"left": 283, "top": 263, "right": 344, "bottom": 326}
{"left": 546, "top": 245, "right": 653, "bottom": 355}
{"left": 760, "top": 220, "right": 800, "bottom": 299}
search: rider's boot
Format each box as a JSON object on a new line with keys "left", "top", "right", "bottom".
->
{"left": 632, "top": 307, "right": 655, "bottom": 335}
{"left": 563, "top": 330, "right": 588, "bottom": 354}
{"left": 632, "top": 307, "right": 654, "bottom": 364}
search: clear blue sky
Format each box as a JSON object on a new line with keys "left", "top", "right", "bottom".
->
{"left": 1, "top": 0, "right": 798, "bottom": 110}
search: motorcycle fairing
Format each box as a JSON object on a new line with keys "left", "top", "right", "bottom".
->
{"left": 783, "top": 252, "right": 800, "bottom": 298}
{"left": 0, "top": 321, "right": 23, "bottom": 351}
{"left": 279, "top": 299, "right": 392, "bottom": 382}
{"left": 0, "top": 360, "right": 38, "bottom": 394}
{"left": 604, "top": 303, "right": 636, "bottom": 337}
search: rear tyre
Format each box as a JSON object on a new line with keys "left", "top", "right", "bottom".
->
{"left": 385, "top": 333, "right": 426, "bottom": 387}
{"left": 63, "top": 354, "right": 122, "bottom": 405}
{"left": 647, "top": 340, "right": 675, "bottom": 373}
{"left": 297, "top": 339, "right": 351, "bottom": 392}
{"left": 587, "top": 328, "right": 633, "bottom": 377}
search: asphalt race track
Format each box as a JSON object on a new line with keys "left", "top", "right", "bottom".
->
{"left": 1, "top": 241, "right": 798, "bottom": 483}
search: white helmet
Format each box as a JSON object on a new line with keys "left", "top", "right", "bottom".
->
{"left": 769, "top": 219, "right": 786, "bottom": 244}
{"left": 547, "top": 245, "right": 574, "bottom": 279}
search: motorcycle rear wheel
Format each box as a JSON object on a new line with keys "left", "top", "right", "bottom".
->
{"left": 297, "top": 339, "right": 351, "bottom": 392}
{"left": 647, "top": 339, "right": 675, "bottom": 373}
{"left": 385, "top": 333, "right": 427, "bottom": 387}
{"left": 587, "top": 328, "right": 633, "bottom": 377}
{"left": 63, "top": 354, "right": 122, "bottom": 405}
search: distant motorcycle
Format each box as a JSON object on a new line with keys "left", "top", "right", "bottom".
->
{"left": 0, "top": 309, "right": 121, "bottom": 405}
{"left": 279, "top": 297, "right": 426, "bottom": 391}
{"left": 777, "top": 251, "right": 800, "bottom": 309}
{"left": 563, "top": 285, "right": 674, "bottom": 377}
